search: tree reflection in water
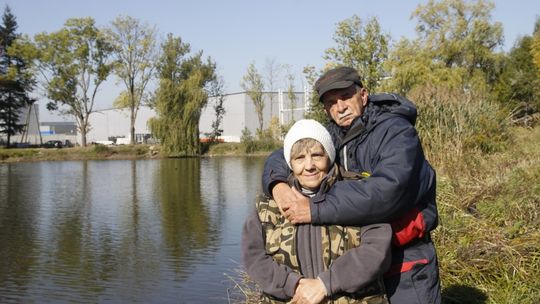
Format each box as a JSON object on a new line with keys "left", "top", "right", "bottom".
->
{"left": 0, "top": 157, "right": 265, "bottom": 302}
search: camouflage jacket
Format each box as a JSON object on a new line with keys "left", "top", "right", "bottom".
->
{"left": 242, "top": 166, "right": 392, "bottom": 303}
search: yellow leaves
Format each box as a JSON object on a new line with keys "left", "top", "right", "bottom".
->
{"left": 531, "top": 31, "right": 540, "bottom": 78}
{"left": 113, "top": 91, "right": 130, "bottom": 108}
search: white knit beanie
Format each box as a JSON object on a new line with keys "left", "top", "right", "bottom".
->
{"left": 283, "top": 119, "right": 335, "bottom": 169}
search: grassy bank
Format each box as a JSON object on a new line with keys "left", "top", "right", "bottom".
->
{"left": 0, "top": 141, "right": 277, "bottom": 163}
{"left": 434, "top": 125, "right": 540, "bottom": 303}
{"left": 0, "top": 144, "right": 162, "bottom": 162}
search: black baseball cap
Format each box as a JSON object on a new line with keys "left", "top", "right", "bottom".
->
{"left": 314, "top": 66, "right": 363, "bottom": 102}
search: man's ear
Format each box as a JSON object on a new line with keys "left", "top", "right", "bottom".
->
{"left": 324, "top": 108, "right": 335, "bottom": 123}
{"left": 360, "top": 88, "right": 368, "bottom": 106}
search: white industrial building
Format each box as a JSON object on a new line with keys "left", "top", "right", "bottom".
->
{"left": 87, "top": 89, "right": 311, "bottom": 144}
{"left": 3, "top": 90, "right": 312, "bottom": 146}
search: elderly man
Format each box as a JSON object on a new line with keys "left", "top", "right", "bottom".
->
{"left": 262, "top": 66, "right": 441, "bottom": 304}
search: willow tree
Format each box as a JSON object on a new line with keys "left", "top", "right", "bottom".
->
{"left": 106, "top": 16, "right": 158, "bottom": 144}
{"left": 149, "top": 33, "right": 216, "bottom": 156}
{"left": 324, "top": 15, "right": 389, "bottom": 91}
{"left": 240, "top": 62, "right": 264, "bottom": 133}
{"left": 26, "top": 18, "right": 114, "bottom": 146}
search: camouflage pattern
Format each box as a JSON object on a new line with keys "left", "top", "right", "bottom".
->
{"left": 256, "top": 190, "right": 388, "bottom": 304}
{"left": 256, "top": 194, "right": 300, "bottom": 270}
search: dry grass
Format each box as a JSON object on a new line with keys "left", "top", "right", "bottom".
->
{"left": 432, "top": 125, "right": 540, "bottom": 303}
{"left": 0, "top": 144, "right": 162, "bottom": 163}
{"left": 225, "top": 268, "right": 262, "bottom": 304}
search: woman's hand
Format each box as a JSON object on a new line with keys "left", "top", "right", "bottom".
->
{"left": 291, "top": 278, "right": 326, "bottom": 304}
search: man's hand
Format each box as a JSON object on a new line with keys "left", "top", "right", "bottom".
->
{"left": 283, "top": 188, "right": 311, "bottom": 224}
{"left": 291, "top": 278, "right": 327, "bottom": 304}
{"left": 272, "top": 182, "right": 298, "bottom": 215}
{"left": 272, "top": 183, "right": 312, "bottom": 224}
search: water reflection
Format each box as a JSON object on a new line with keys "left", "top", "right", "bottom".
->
{"left": 0, "top": 163, "right": 41, "bottom": 298}
{"left": 0, "top": 157, "right": 265, "bottom": 303}
{"left": 158, "top": 158, "right": 219, "bottom": 278}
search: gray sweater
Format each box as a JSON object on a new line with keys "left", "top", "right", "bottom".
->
{"left": 242, "top": 206, "right": 392, "bottom": 300}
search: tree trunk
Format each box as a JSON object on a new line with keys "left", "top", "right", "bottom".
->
{"left": 7, "top": 110, "right": 11, "bottom": 147}
{"left": 258, "top": 109, "right": 264, "bottom": 133}
{"left": 80, "top": 116, "right": 88, "bottom": 147}
{"left": 81, "top": 127, "right": 87, "bottom": 147}
{"left": 130, "top": 106, "right": 136, "bottom": 145}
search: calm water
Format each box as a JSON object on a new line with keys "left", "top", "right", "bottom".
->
{"left": 0, "top": 157, "right": 265, "bottom": 303}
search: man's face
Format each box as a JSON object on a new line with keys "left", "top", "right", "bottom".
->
{"left": 321, "top": 85, "right": 368, "bottom": 128}
{"left": 290, "top": 142, "right": 330, "bottom": 191}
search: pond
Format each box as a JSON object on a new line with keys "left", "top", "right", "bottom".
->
{"left": 0, "top": 157, "right": 266, "bottom": 303}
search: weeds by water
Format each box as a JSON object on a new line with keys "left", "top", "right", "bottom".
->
{"left": 433, "top": 126, "right": 540, "bottom": 303}
{"left": 0, "top": 144, "right": 161, "bottom": 162}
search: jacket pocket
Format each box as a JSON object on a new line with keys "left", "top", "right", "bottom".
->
{"left": 410, "top": 256, "right": 441, "bottom": 304}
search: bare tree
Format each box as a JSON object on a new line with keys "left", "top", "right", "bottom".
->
{"left": 284, "top": 64, "right": 297, "bottom": 122}
{"left": 240, "top": 62, "right": 265, "bottom": 134}
{"left": 207, "top": 75, "right": 226, "bottom": 142}
{"left": 264, "top": 57, "right": 281, "bottom": 119}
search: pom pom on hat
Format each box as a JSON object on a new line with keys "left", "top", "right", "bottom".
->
{"left": 283, "top": 119, "right": 335, "bottom": 169}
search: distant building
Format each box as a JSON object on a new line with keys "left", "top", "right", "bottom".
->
{"left": 0, "top": 103, "right": 42, "bottom": 146}
{"left": 199, "top": 90, "right": 310, "bottom": 142}
{"left": 4, "top": 90, "right": 311, "bottom": 146}
{"left": 87, "top": 106, "right": 155, "bottom": 144}
{"left": 86, "top": 90, "right": 310, "bottom": 144}
{"left": 40, "top": 121, "right": 77, "bottom": 136}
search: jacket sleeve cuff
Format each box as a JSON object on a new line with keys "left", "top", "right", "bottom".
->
{"left": 317, "top": 276, "right": 329, "bottom": 296}
{"left": 317, "top": 271, "right": 337, "bottom": 295}
{"left": 309, "top": 197, "right": 323, "bottom": 224}
{"left": 284, "top": 272, "right": 302, "bottom": 297}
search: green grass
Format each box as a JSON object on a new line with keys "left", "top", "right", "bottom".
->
{"left": 433, "top": 126, "right": 540, "bottom": 303}
{"left": 0, "top": 144, "right": 162, "bottom": 162}
{"left": 0, "top": 147, "right": 40, "bottom": 160}
{"left": 204, "top": 141, "right": 280, "bottom": 156}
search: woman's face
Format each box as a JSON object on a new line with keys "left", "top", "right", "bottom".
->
{"left": 290, "top": 142, "right": 330, "bottom": 191}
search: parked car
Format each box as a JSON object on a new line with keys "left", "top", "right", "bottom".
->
{"left": 64, "top": 139, "right": 74, "bottom": 147}
{"left": 42, "top": 140, "right": 63, "bottom": 148}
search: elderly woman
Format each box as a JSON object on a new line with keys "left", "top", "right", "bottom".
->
{"left": 242, "top": 119, "right": 392, "bottom": 304}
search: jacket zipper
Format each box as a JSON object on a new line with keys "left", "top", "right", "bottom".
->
{"left": 343, "top": 145, "right": 348, "bottom": 171}
{"left": 295, "top": 226, "right": 302, "bottom": 274}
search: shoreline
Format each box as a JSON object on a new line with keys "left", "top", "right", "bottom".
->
{"left": 0, "top": 144, "right": 272, "bottom": 164}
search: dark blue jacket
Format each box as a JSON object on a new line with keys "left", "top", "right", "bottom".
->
{"left": 262, "top": 93, "right": 442, "bottom": 303}
{"left": 262, "top": 93, "right": 438, "bottom": 231}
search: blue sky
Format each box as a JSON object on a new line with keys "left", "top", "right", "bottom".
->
{"left": 2, "top": 0, "right": 539, "bottom": 121}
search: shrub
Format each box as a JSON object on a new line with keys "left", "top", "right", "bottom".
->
{"left": 409, "top": 82, "right": 510, "bottom": 176}
{"left": 241, "top": 127, "right": 281, "bottom": 154}
{"left": 91, "top": 144, "right": 112, "bottom": 154}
